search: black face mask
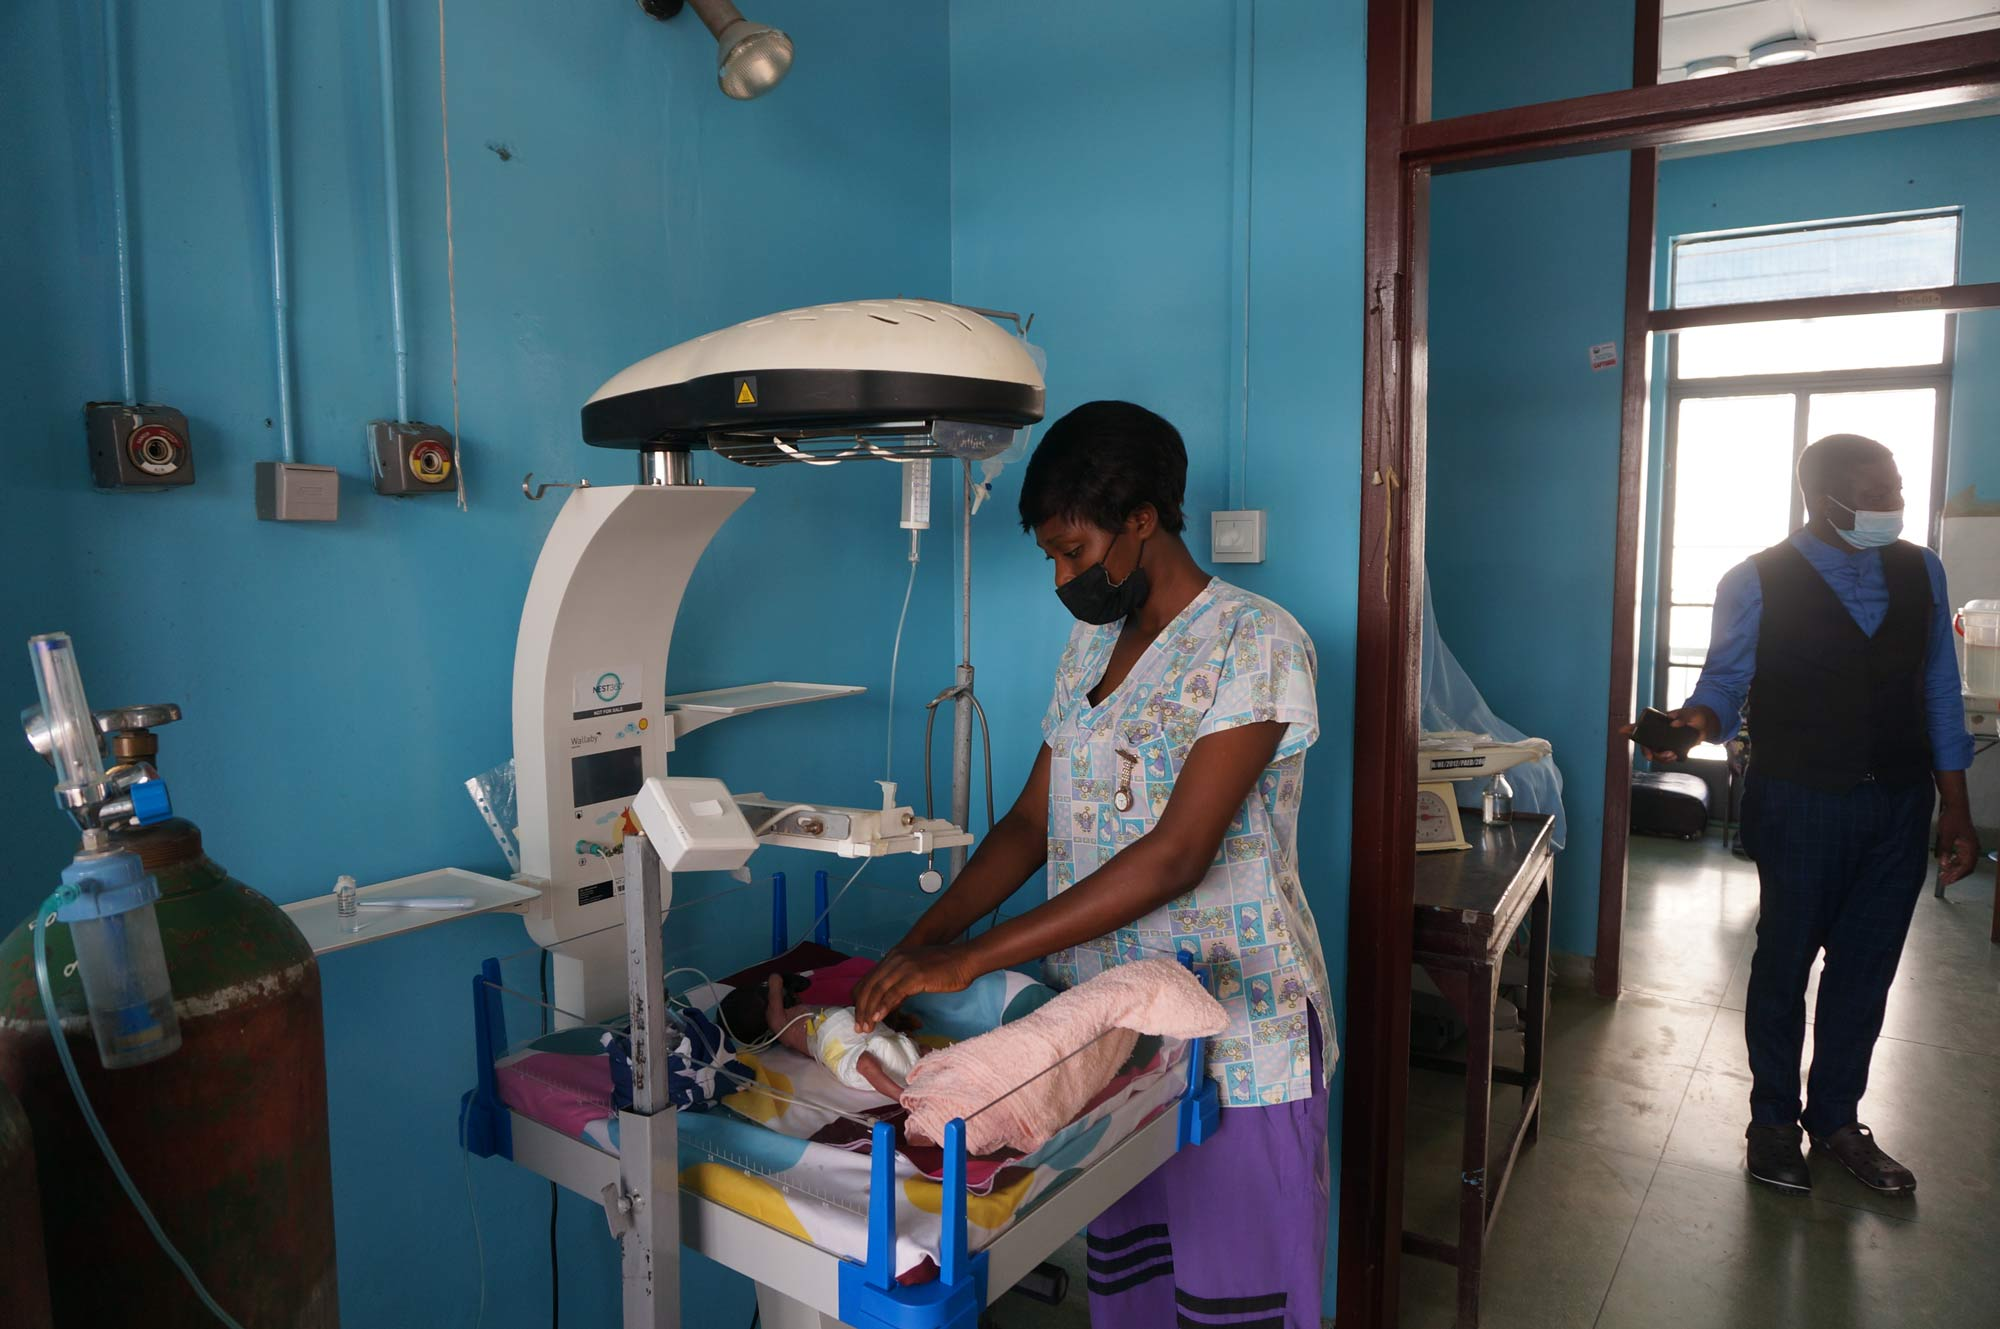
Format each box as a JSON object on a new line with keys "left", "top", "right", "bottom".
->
{"left": 1056, "top": 534, "right": 1150, "bottom": 625}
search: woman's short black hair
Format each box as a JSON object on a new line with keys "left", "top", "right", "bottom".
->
{"left": 1017, "top": 400, "right": 1188, "bottom": 535}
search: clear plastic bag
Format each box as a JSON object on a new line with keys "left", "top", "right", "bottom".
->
{"left": 465, "top": 758, "right": 521, "bottom": 873}
{"left": 971, "top": 339, "right": 1047, "bottom": 516}
{"left": 1421, "top": 578, "right": 1568, "bottom": 849}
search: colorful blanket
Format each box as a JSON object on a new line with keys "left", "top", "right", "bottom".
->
{"left": 492, "top": 959, "right": 1193, "bottom": 1280}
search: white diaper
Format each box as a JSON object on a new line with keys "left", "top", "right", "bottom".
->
{"left": 804, "top": 1008, "right": 921, "bottom": 1093}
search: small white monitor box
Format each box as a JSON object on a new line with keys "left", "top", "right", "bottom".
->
{"left": 632, "top": 777, "right": 760, "bottom": 872}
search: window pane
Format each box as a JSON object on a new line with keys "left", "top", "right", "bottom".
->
{"left": 1665, "top": 666, "right": 1699, "bottom": 712}
{"left": 1671, "top": 214, "right": 1960, "bottom": 309}
{"left": 1677, "top": 311, "right": 1947, "bottom": 378}
{"left": 1673, "top": 396, "right": 1796, "bottom": 601}
{"left": 1670, "top": 544, "right": 1760, "bottom": 603}
{"left": 1806, "top": 388, "right": 1940, "bottom": 538}
{"left": 1668, "top": 604, "right": 1713, "bottom": 666}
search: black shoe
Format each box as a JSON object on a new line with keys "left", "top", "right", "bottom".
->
{"left": 1745, "top": 1122, "right": 1812, "bottom": 1193}
{"left": 1811, "top": 1122, "right": 1916, "bottom": 1194}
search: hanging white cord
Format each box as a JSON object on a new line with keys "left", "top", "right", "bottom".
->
{"left": 437, "top": 0, "right": 465, "bottom": 509}
{"left": 752, "top": 804, "right": 819, "bottom": 837}
{"left": 885, "top": 533, "right": 921, "bottom": 782}
{"left": 461, "top": 1141, "right": 487, "bottom": 1329}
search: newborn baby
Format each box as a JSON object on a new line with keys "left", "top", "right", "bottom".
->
{"left": 765, "top": 974, "right": 923, "bottom": 1100}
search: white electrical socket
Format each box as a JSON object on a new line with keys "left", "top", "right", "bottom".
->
{"left": 1212, "top": 509, "right": 1267, "bottom": 564}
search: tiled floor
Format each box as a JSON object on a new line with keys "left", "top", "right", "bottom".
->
{"left": 983, "top": 832, "right": 1997, "bottom": 1328}
{"left": 1400, "top": 832, "right": 2000, "bottom": 1329}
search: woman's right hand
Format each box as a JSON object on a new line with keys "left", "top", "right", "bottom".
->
{"left": 852, "top": 944, "right": 977, "bottom": 1032}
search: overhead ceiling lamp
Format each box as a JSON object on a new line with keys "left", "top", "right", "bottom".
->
{"left": 1684, "top": 55, "right": 1741, "bottom": 79}
{"left": 639, "top": 0, "right": 794, "bottom": 101}
{"left": 1748, "top": 36, "right": 1819, "bottom": 68}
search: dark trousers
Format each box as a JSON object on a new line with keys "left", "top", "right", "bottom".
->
{"left": 1740, "top": 772, "right": 1933, "bottom": 1137}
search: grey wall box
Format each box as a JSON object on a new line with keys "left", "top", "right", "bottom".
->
{"left": 87, "top": 403, "right": 194, "bottom": 490}
{"left": 255, "top": 462, "right": 340, "bottom": 522}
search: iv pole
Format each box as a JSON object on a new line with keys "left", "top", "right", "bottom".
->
{"left": 950, "top": 460, "right": 974, "bottom": 881}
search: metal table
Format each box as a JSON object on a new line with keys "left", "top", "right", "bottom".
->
{"left": 1405, "top": 811, "right": 1555, "bottom": 1329}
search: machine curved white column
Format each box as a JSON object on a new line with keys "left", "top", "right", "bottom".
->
{"left": 513, "top": 481, "right": 753, "bottom": 1021}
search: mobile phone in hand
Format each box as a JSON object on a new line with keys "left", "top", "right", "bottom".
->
{"left": 1631, "top": 707, "right": 1699, "bottom": 758}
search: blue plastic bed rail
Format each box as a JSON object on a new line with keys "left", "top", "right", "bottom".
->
{"left": 459, "top": 956, "right": 514, "bottom": 1161}
{"left": 838, "top": 1119, "right": 988, "bottom": 1329}
{"left": 1176, "top": 952, "right": 1221, "bottom": 1148}
{"left": 838, "top": 957, "right": 1221, "bottom": 1327}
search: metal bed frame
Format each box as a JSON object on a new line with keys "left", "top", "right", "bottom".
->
{"left": 459, "top": 828, "right": 1220, "bottom": 1329}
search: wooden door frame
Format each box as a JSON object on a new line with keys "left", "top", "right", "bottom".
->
{"left": 1339, "top": 8, "right": 2000, "bottom": 1323}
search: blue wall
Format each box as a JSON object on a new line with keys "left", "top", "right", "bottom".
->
{"left": 1425, "top": 156, "right": 1633, "bottom": 957}
{"left": 1, "top": 2, "right": 953, "bottom": 1324}
{"left": 1425, "top": 0, "right": 1640, "bottom": 960}
{"left": 1432, "top": 0, "right": 1635, "bottom": 118}
{"left": 947, "top": 1, "right": 1366, "bottom": 1307}
{"left": 1638, "top": 117, "right": 2000, "bottom": 705}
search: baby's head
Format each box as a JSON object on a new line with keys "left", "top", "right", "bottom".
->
{"left": 720, "top": 971, "right": 809, "bottom": 1043}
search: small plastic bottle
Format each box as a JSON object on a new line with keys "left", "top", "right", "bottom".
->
{"left": 1482, "top": 773, "right": 1514, "bottom": 827}
{"left": 335, "top": 874, "right": 361, "bottom": 933}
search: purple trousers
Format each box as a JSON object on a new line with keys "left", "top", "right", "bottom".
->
{"left": 1085, "top": 1011, "right": 1330, "bottom": 1329}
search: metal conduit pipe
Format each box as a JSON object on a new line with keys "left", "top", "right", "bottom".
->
{"left": 375, "top": 0, "right": 410, "bottom": 422}
{"left": 260, "top": 0, "right": 298, "bottom": 461}
{"left": 102, "top": 0, "right": 137, "bottom": 404}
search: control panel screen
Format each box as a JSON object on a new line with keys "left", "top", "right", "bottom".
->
{"left": 571, "top": 745, "right": 644, "bottom": 809}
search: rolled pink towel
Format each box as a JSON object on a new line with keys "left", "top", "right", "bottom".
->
{"left": 901, "top": 958, "right": 1227, "bottom": 1156}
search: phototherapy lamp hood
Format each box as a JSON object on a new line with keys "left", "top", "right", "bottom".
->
{"left": 580, "top": 299, "right": 1046, "bottom": 467}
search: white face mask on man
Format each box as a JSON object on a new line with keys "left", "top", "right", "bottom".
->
{"left": 1827, "top": 495, "right": 1904, "bottom": 549}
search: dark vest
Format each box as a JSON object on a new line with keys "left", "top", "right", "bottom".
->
{"left": 1747, "top": 538, "right": 1932, "bottom": 791}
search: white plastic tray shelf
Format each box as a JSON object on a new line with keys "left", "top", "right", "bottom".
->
{"left": 284, "top": 868, "right": 537, "bottom": 957}
{"left": 665, "top": 681, "right": 864, "bottom": 736}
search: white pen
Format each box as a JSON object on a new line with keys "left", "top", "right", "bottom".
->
{"left": 355, "top": 896, "right": 478, "bottom": 912}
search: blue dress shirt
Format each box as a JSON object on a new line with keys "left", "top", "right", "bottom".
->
{"left": 1686, "top": 530, "right": 1974, "bottom": 772}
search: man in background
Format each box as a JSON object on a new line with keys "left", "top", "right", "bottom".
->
{"left": 1638, "top": 433, "right": 1978, "bottom": 1195}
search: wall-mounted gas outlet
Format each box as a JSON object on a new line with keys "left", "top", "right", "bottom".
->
{"left": 86, "top": 402, "right": 195, "bottom": 490}
{"left": 368, "top": 420, "right": 456, "bottom": 497}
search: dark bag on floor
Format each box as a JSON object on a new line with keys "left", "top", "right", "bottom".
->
{"left": 1631, "top": 770, "right": 1711, "bottom": 840}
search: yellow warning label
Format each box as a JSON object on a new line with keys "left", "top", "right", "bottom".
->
{"left": 735, "top": 379, "right": 757, "bottom": 406}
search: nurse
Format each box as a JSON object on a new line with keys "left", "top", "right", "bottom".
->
{"left": 853, "top": 400, "right": 1333, "bottom": 1328}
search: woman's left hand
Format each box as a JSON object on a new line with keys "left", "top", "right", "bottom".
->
{"left": 853, "top": 945, "right": 975, "bottom": 1032}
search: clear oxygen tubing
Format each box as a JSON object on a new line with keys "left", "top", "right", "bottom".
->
{"left": 885, "top": 529, "right": 921, "bottom": 783}
{"left": 101, "top": 0, "right": 137, "bottom": 404}
{"left": 259, "top": 0, "right": 298, "bottom": 461}
{"left": 32, "top": 888, "right": 246, "bottom": 1329}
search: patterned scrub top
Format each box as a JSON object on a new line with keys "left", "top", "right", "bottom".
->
{"left": 1039, "top": 577, "right": 1334, "bottom": 1107}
